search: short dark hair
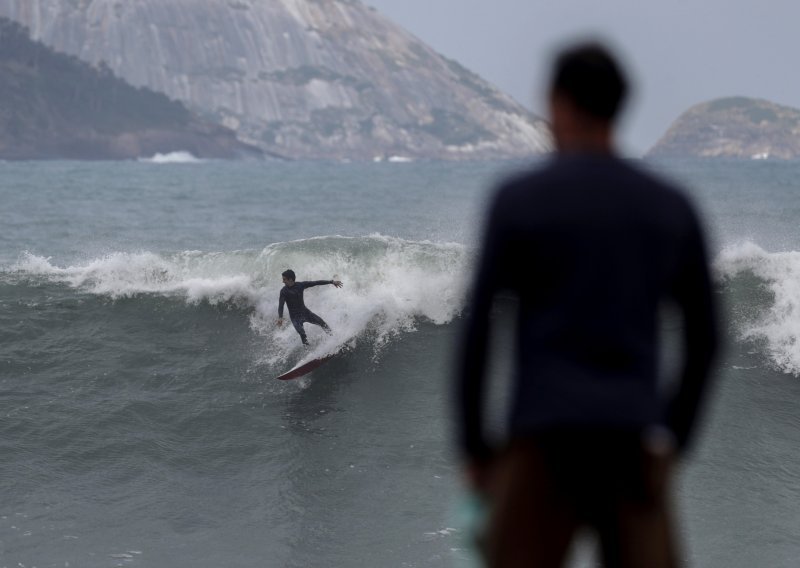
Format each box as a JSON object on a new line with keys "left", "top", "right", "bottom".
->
{"left": 282, "top": 269, "right": 296, "bottom": 281}
{"left": 551, "top": 42, "right": 628, "bottom": 121}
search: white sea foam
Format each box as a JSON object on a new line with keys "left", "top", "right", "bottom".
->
{"left": 12, "top": 250, "right": 261, "bottom": 305}
{"left": 715, "top": 241, "right": 800, "bottom": 375}
{"left": 11, "top": 235, "right": 469, "bottom": 370}
{"left": 139, "top": 151, "right": 203, "bottom": 164}
{"left": 251, "top": 235, "right": 468, "bottom": 367}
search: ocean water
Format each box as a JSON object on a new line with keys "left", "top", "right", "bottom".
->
{"left": 1, "top": 158, "right": 799, "bottom": 567}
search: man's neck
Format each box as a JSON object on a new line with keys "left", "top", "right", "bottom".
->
{"left": 557, "top": 125, "right": 614, "bottom": 155}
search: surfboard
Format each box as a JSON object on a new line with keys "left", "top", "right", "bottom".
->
{"left": 275, "top": 354, "right": 335, "bottom": 381}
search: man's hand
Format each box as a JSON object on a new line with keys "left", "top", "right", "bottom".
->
{"left": 276, "top": 318, "right": 284, "bottom": 327}
{"left": 464, "top": 460, "right": 495, "bottom": 496}
{"left": 332, "top": 280, "right": 343, "bottom": 288}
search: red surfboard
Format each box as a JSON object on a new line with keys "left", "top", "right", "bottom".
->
{"left": 275, "top": 354, "right": 335, "bottom": 381}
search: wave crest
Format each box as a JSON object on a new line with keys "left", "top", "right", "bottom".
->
{"left": 716, "top": 241, "right": 800, "bottom": 375}
{"left": 138, "top": 151, "right": 203, "bottom": 164}
{"left": 8, "top": 235, "right": 469, "bottom": 367}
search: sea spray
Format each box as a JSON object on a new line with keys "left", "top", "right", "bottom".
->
{"left": 715, "top": 241, "right": 800, "bottom": 375}
{"left": 251, "top": 235, "right": 468, "bottom": 367}
{"left": 138, "top": 151, "right": 203, "bottom": 164}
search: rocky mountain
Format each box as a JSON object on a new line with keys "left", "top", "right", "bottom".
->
{"left": 0, "top": 0, "right": 552, "bottom": 160}
{"left": 647, "top": 97, "right": 800, "bottom": 160}
{"left": 0, "top": 17, "right": 259, "bottom": 160}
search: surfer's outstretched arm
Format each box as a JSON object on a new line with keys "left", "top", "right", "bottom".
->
{"left": 301, "top": 279, "right": 343, "bottom": 289}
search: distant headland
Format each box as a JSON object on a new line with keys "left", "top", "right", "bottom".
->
{"left": 647, "top": 97, "right": 800, "bottom": 160}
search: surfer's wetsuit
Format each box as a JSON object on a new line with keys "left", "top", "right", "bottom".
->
{"left": 279, "top": 280, "right": 335, "bottom": 345}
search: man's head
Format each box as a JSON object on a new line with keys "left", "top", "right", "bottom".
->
{"left": 548, "top": 42, "right": 629, "bottom": 153}
{"left": 282, "top": 269, "right": 296, "bottom": 286}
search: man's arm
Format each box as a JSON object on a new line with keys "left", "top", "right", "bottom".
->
{"left": 667, "top": 210, "right": 719, "bottom": 452}
{"left": 456, "top": 192, "right": 510, "bottom": 477}
{"left": 278, "top": 289, "right": 286, "bottom": 320}
{"left": 300, "top": 280, "right": 343, "bottom": 289}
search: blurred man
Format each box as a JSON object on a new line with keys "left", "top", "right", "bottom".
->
{"left": 455, "top": 42, "right": 718, "bottom": 567}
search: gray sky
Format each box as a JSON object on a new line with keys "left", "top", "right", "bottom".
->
{"left": 365, "top": 0, "right": 799, "bottom": 156}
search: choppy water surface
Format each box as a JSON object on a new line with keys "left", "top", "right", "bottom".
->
{"left": 2, "top": 158, "right": 800, "bottom": 567}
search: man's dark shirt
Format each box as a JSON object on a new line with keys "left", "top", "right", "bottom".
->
{"left": 279, "top": 280, "right": 332, "bottom": 319}
{"left": 457, "top": 154, "right": 718, "bottom": 463}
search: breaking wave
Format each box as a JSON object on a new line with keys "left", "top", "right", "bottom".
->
{"left": 138, "top": 151, "right": 203, "bottom": 164}
{"left": 715, "top": 241, "right": 800, "bottom": 376}
{"left": 7, "top": 235, "right": 469, "bottom": 370}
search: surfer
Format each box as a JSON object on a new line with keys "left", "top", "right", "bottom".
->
{"left": 277, "top": 269, "right": 343, "bottom": 345}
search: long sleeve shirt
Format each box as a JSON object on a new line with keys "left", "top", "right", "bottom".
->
{"left": 456, "top": 154, "right": 718, "bottom": 463}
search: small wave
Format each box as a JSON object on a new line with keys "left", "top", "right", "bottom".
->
{"left": 138, "top": 151, "right": 203, "bottom": 164}
{"left": 10, "top": 250, "right": 259, "bottom": 305}
{"left": 8, "top": 235, "right": 470, "bottom": 368}
{"left": 715, "top": 241, "right": 800, "bottom": 376}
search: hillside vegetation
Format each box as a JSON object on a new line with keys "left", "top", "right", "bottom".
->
{"left": 0, "top": 18, "right": 258, "bottom": 160}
